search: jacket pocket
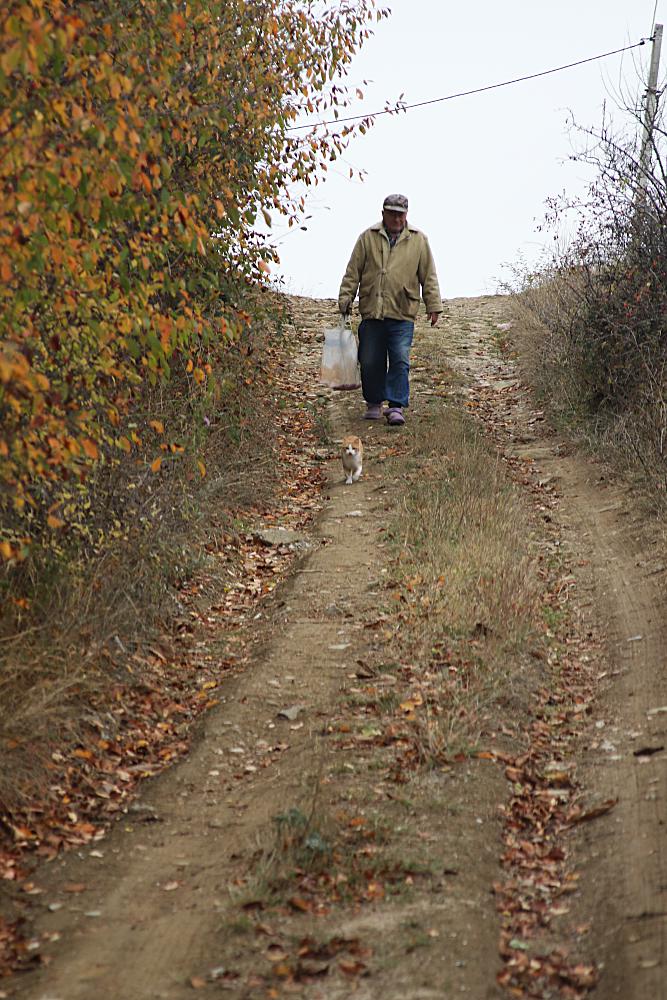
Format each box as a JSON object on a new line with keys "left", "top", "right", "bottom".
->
{"left": 402, "top": 286, "right": 420, "bottom": 319}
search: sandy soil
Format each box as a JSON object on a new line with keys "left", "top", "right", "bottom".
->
{"left": 7, "top": 295, "right": 667, "bottom": 1000}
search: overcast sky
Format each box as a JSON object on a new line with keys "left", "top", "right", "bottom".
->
{"left": 271, "top": 0, "right": 664, "bottom": 301}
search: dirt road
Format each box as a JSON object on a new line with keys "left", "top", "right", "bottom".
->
{"left": 446, "top": 296, "right": 667, "bottom": 998}
{"left": 8, "top": 296, "right": 667, "bottom": 999}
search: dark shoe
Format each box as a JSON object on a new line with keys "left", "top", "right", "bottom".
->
{"left": 363, "top": 403, "right": 382, "bottom": 420}
{"left": 385, "top": 406, "right": 405, "bottom": 426}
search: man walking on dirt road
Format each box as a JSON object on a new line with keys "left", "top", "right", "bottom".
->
{"left": 338, "top": 193, "right": 442, "bottom": 426}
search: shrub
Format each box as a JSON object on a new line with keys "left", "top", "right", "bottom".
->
{"left": 511, "top": 100, "right": 667, "bottom": 485}
{"left": 0, "top": 0, "right": 387, "bottom": 561}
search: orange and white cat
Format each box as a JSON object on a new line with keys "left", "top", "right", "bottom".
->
{"left": 341, "top": 434, "right": 363, "bottom": 485}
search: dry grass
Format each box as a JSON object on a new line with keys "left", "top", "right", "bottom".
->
{"left": 0, "top": 305, "right": 298, "bottom": 811}
{"left": 382, "top": 338, "right": 541, "bottom": 762}
{"left": 509, "top": 271, "right": 667, "bottom": 510}
{"left": 0, "top": 519, "right": 199, "bottom": 808}
{"left": 506, "top": 268, "right": 587, "bottom": 422}
{"left": 236, "top": 780, "right": 418, "bottom": 915}
{"left": 400, "top": 417, "right": 537, "bottom": 642}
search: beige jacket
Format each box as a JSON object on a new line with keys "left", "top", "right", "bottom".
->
{"left": 338, "top": 222, "right": 442, "bottom": 322}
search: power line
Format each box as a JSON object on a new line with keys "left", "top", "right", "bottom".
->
{"left": 285, "top": 37, "right": 651, "bottom": 133}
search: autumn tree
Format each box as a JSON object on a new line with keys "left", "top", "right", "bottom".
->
{"left": 0, "top": 0, "right": 386, "bottom": 560}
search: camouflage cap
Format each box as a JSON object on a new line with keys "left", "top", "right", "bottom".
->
{"left": 382, "top": 193, "right": 408, "bottom": 212}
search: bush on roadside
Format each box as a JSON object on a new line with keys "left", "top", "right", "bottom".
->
{"left": 0, "top": 0, "right": 386, "bottom": 563}
{"left": 511, "top": 102, "right": 667, "bottom": 494}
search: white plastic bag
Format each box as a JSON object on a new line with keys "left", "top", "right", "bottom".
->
{"left": 320, "top": 316, "right": 361, "bottom": 390}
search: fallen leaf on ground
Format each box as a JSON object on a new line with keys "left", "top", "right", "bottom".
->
{"left": 289, "top": 896, "right": 311, "bottom": 912}
{"left": 339, "top": 959, "right": 368, "bottom": 976}
{"left": 569, "top": 798, "right": 618, "bottom": 823}
{"left": 266, "top": 945, "right": 289, "bottom": 963}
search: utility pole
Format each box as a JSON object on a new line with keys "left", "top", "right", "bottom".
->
{"left": 636, "top": 23, "right": 663, "bottom": 209}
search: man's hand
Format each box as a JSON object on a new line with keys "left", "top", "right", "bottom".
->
{"left": 428, "top": 312, "right": 440, "bottom": 327}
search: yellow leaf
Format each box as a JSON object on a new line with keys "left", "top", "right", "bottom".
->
{"left": 0, "top": 541, "right": 15, "bottom": 560}
{"left": 118, "top": 436, "right": 132, "bottom": 453}
{"left": 197, "top": 460, "right": 206, "bottom": 478}
{"left": 0, "top": 43, "right": 22, "bottom": 76}
{"left": 399, "top": 694, "right": 423, "bottom": 719}
{"left": 149, "top": 420, "right": 164, "bottom": 434}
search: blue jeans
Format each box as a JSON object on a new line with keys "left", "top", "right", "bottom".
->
{"left": 358, "top": 318, "right": 415, "bottom": 408}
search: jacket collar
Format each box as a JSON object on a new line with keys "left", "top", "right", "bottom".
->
{"left": 372, "top": 221, "right": 415, "bottom": 240}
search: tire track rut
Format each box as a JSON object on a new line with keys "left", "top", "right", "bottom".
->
{"left": 447, "top": 295, "right": 667, "bottom": 999}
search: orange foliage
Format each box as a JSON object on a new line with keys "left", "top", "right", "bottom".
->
{"left": 0, "top": 0, "right": 386, "bottom": 558}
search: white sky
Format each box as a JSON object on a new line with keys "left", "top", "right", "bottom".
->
{"left": 271, "top": 0, "right": 664, "bottom": 300}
